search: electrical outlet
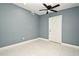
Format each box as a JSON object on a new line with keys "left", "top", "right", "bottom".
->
{"left": 22, "top": 37, "right": 24, "bottom": 40}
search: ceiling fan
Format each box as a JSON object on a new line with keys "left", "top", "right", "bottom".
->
{"left": 39, "top": 3, "right": 60, "bottom": 14}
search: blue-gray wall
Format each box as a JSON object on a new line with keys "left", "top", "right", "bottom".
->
{"left": 40, "top": 6, "right": 79, "bottom": 46}
{"left": 0, "top": 4, "right": 40, "bottom": 47}
{"left": 0, "top": 3, "right": 79, "bottom": 47}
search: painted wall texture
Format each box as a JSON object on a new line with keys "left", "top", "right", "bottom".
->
{"left": 0, "top": 3, "right": 79, "bottom": 47}
{"left": 40, "top": 6, "right": 79, "bottom": 46}
{"left": 0, "top": 3, "right": 40, "bottom": 47}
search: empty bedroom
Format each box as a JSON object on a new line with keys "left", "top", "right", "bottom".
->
{"left": 0, "top": 3, "right": 79, "bottom": 56}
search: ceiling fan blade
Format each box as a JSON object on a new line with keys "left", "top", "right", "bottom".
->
{"left": 43, "top": 3, "right": 48, "bottom": 9}
{"left": 50, "top": 10, "right": 58, "bottom": 12}
{"left": 46, "top": 11, "right": 48, "bottom": 14}
{"left": 51, "top": 4, "right": 60, "bottom": 9}
{"left": 39, "top": 9, "right": 47, "bottom": 11}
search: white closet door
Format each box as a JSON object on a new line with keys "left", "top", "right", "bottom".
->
{"left": 49, "top": 15, "right": 62, "bottom": 43}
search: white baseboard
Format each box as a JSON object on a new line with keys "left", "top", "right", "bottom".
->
{"left": 0, "top": 38, "right": 39, "bottom": 50}
{"left": 37, "top": 38, "right": 49, "bottom": 41}
{"left": 0, "top": 38, "right": 48, "bottom": 50}
{"left": 62, "top": 43, "right": 79, "bottom": 49}
{"left": 0, "top": 37, "right": 79, "bottom": 50}
{"left": 38, "top": 38, "right": 79, "bottom": 49}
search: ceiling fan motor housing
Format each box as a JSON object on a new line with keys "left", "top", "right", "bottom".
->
{"left": 47, "top": 5, "right": 52, "bottom": 10}
{"left": 39, "top": 4, "right": 60, "bottom": 14}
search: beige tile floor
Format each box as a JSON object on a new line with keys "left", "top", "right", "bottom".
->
{"left": 0, "top": 39, "right": 79, "bottom": 56}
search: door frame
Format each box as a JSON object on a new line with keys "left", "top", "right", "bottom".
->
{"left": 48, "top": 15, "right": 62, "bottom": 43}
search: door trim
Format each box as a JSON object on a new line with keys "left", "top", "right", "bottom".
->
{"left": 48, "top": 15, "right": 62, "bottom": 43}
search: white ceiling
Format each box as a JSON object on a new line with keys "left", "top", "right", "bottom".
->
{"left": 14, "top": 3, "right": 79, "bottom": 15}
